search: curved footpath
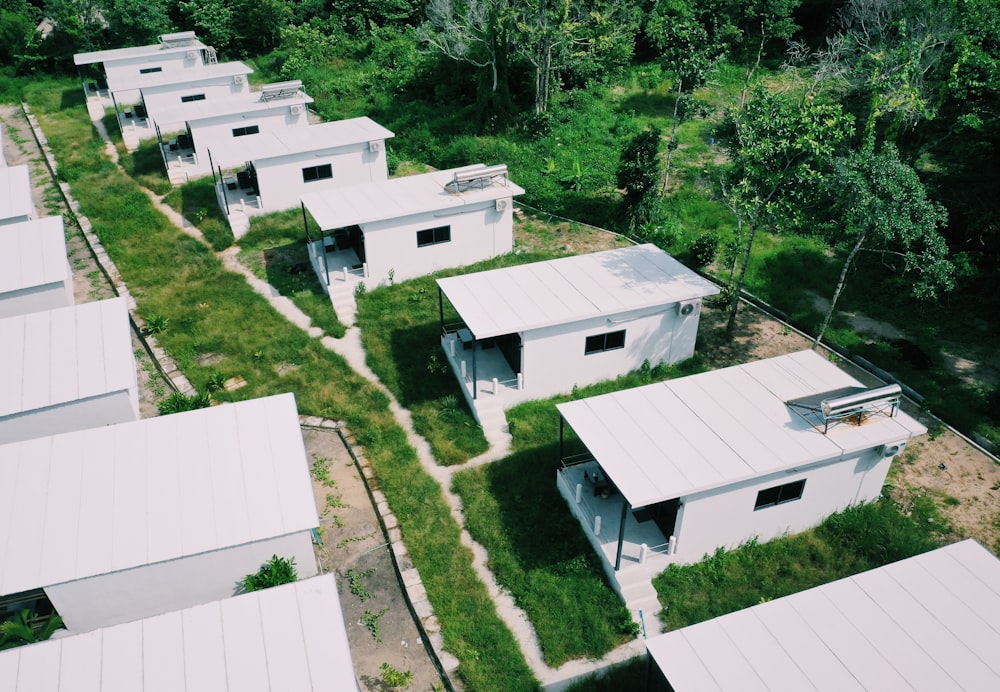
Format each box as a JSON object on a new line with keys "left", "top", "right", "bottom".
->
{"left": 21, "top": 102, "right": 643, "bottom": 690}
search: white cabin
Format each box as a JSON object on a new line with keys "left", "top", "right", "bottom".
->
{"left": 436, "top": 243, "right": 719, "bottom": 418}
{"left": 0, "top": 394, "right": 320, "bottom": 633}
{"left": 555, "top": 350, "right": 926, "bottom": 624}
{"left": 0, "top": 217, "right": 74, "bottom": 318}
{"left": 645, "top": 539, "right": 1000, "bottom": 691}
{"left": 209, "top": 117, "right": 394, "bottom": 236}
{"left": 0, "top": 575, "right": 360, "bottom": 691}
{"left": 0, "top": 298, "right": 138, "bottom": 444}
{"left": 0, "top": 165, "right": 34, "bottom": 225}
{"left": 302, "top": 163, "right": 525, "bottom": 289}
{"left": 154, "top": 81, "right": 313, "bottom": 183}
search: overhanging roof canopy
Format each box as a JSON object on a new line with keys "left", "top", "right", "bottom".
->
{"left": 436, "top": 243, "right": 720, "bottom": 340}
{"left": 0, "top": 393, "right": 318, "bottom": 596}
{"left": 73, "top": 33, "right": 207, "bottom": 67}
{"left": 557, "top": 350, "right": 926, "bottom": 509}
{"left": 301, "top": 164, "right": 525, "bottom": 230}
{"left": 646, "top": 539, "right": 1000, "bottom": 691}
{"left": 153, "top": 88, "right": 313, "bottom": 129}
{"left": 207, "top": 117, "right": 394, "bottom": 169}
{"left": 120, "top": 61, "right": 252, "bottom": 93}
{"left": 0, "top": 298, "right": 133, "bottom": 418}
{"left": 0, "top": 217, "right": 67, "bottom": 294}
{"left": 0, "top": 575, "right": 359, "bottom": 691}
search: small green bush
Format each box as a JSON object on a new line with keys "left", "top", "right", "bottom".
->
{"left": 157, "top": 390, "right": 212, "bottom": 415}
{"left": 243, "top": 554, "right": 297, "bottom": 592}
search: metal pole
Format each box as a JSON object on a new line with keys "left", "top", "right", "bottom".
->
{"left": 438, "top": 287, "right": 444, "bottom": 335}
{"left": 559, "top": 417, "right": 564, "bottom": 463}
{"left": 472, "top": 340, "right": 478, "bottom": 399}
{"left": 615, "top": 495, "right": 629, "bottom": 571}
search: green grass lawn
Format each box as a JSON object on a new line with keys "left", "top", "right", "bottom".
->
{"left": 23, "top": 78, "right": 537, "bottom": 691}
{"left": 451, "top": 358, "right": 707, "bottom": 666}
{"left": 236, "top": 209, "right": 348, "bottom": 338}
{"left": 653, "top": 496, "right": 950, "bottom": 631}
{"left": 355, "top": 251, "right": 561, "bottom": 466}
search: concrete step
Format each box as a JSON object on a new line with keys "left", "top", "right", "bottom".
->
{"left": 167, "top": 168, "right": 188, "bottom": 186}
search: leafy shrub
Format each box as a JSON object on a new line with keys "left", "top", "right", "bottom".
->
{"left": 688, "top": 232, "right": 720, "bottom": 268}
{"left": 243, "top": 554, "right": 298, "bottom": 592}
{"left": 144, "top": 313, "right": 169, "bottom": 334}
{"left": 0, "top": 610, "right": 64, "bottom": 651}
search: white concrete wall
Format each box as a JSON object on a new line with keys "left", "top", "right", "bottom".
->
{"left": 189, "top": 108, "right": 309, "bottom": 165}
{"left": 252, "top": 144, "right": 388, "bottom": 213}
{"left": 45, "top": 531, "right": 318, "bottom": 632}
{"left": 143, "top": 79, "right": 250, "bottom": 127}
{"left": 518, "top": 303, "right": 702, "bottom": 398}
{"left": 362, "top": 202, "right": 514, "bottom": 285}
{"left": 0, "top": 390, "right": 139, "bottom": 445}
{"left": 671, "top": 450, "right": 893, "bottom": 563}
{"left": 0, "top": 280, "right": 74, "bottom": 319}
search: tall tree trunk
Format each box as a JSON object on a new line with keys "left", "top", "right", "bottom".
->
{"left": 813, "top": 231, "right": 867, "bottom": 348}
{"left": 725, "top": 223, "right": 758, "bottom": 339}
{"left": 739, "top": 24, "right": 766, "bottom": 109}
{"left": 662, "top": 78, "right": 683, "bottom": 192}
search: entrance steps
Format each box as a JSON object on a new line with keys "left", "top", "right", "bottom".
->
{"left": 328, "top": 277, "right": 358, "bottom": 327}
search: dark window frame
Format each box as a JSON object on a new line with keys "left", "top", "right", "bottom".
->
{"left": 139, "top": 66, "right": 162, "bottom": 74}
{"left": 754, "top": 479, "right": 806, "bottom": 510}
{"left": 301, "top": 163, "right": 333, "bottom": 182}
{"left": 416, "top": 225, "right": 451, "bottom": 248}
{"left": 232, "top": 124, "right": 260, "bottom": 137}
{"left": 181, "top": 93, "right": 206, "bottom": 103}
{"left": 584, "top": 330, "right": 626, "bottom": 355}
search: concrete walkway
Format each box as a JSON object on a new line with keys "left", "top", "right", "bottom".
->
{"left": 70, "top": 107, "right": 646, "bottom": 689}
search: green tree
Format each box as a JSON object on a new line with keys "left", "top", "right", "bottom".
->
{"left": 722, "top": 86, "right": 853, "bottom": 339}
{"left": 616, "top": 126, "right": 663, "bottom": 231}
{"left": 647, "top": 0, "right": 722, "bottom": 190}
{"left": 813, "top": 144, "right": 952, "bottom": 346}
{"left": 103, "top": 0, "right": 170, "bottom": 46}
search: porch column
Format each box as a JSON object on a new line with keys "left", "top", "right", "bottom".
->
{"left": 472, "top": 340, "right": 478, "bottom": 399}
{"left": 558, "top": 417, "right": 564, "bottom": 463}
{"left": 438, "top": 288, "right": 444, "bottom": 336}
{"left": 614, "top": 495, "right": 630, "bottom": 571}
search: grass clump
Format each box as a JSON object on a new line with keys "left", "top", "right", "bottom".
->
{"left": 243, "top": 554, "right": 297, "bottom": 592}
{"left": 237, "top": 209, "right": 347, "bottom": 338}
{"left": 653, "top": 496, "right": 950, "bottom": 631}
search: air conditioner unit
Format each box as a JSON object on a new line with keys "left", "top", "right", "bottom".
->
{"left": 234, "top": 74, "right": 246, "bottom": 85}
{"left": 678, "top": 299, "right": 701, "bottom": 317}
{"left": 880, "top": 441, "right": 906, "bottom": 458}
{"left": 290, "top": 104, "right": 304, "bottom": 115}
{"left": 368, "top": 140, "right": 382, "bottom": 152}
{"left": 495, "top": 198, "right": 510, "bottom": 212}
{"left": 185, "top": 50, "right": 198, "bottom": 61}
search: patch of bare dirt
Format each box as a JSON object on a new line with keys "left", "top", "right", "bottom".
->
{"left": 513, "top": 209, "right": 624, "bottom": 256}
{"left": 699, "top": 301, "right": 1000, "bottom": 554}
{"left": 304, "top": 427, "right": 445, "bottom": 691}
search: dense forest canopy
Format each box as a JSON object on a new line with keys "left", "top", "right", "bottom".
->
{"left": 2, "top": 1, "right": 998, "bottom": 360}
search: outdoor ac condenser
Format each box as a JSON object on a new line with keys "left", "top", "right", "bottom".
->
{"left": 678, "top": 299, "right": 700, "bottom": 317}
{"left": 290, "top": 104, "right": 304, "bottom": 115}
{"left": 495, "top": 198, "right": 510, "bottom": 212}
{"left": 234, "top": 74, "right": 246, "bottom": 85}
{"left": 880, "top": 441, "right": 907, "bottom": 458}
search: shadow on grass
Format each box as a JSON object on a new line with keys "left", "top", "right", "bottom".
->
{"left": 620, "top": 90, "right": 678, "bottom": 118}
{"left": 60, "top": 88, "right": 84, "bottom": 109}
{"left": 454, "top": 444, "right": 637, "bottom": 664}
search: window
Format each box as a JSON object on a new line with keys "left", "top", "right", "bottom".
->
{"left": 232, "top": 125, "right": 260, "bottom": 137}
{"left": 754, "top": 479, "right": 806, "bottom": 510}
{"left": 302, "top": 163, "right": 333, "bottom": 182}
{"left": 584, "top": 330, "right": 626, "bottom": 355}
{"left": 139, "top": 66, "right": 162, "bottom": 74}
{"left": 181, "top": 93, "right": 206, "bottom": 103}
{"left": 416, "top": 225, "right": 451, "bottom": 247}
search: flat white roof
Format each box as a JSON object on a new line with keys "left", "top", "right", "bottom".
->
{"left": 301, "top": 164, "right": 526, "bottom": 230}
{"left": 0, "top": 165, "right": 33, "bottom": 221}
{"left": 73, "top": 34, "right": 207, "bottom": 66}
{"left": 0, "top": 574, "right": 359, "bottom": 691}
{"left": 109, "top": 61, "right": 251, "bottom": 93}
{"left": 557, "top": 350, "right": 927, "bottom": 508}
{"left": 437, "top": 243, "right": 720, "bottom": 339}
{"left": 0, "top": 298, "right": 134, "bottom": 419}
{"left": 208, "top": 117, "right": 394, "bottom": 167}
{"left": 0, "top": 393, "right": 318, "bottom": 596}
{"left": 153, "top": 88, "right": 313, "bottom": 127}
{"left": 0, "top": 217, "right": 68, "bottom": 294}
{"left": 646, "top": 539, "right": 1000, "bottom": 691}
